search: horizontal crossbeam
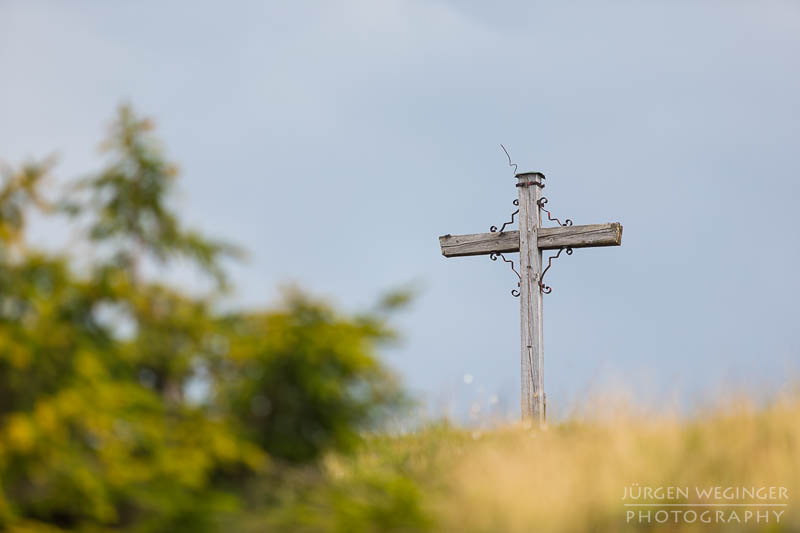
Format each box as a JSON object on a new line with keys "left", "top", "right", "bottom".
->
{"left": 439, "top": 222, "right": 623, "bottom": 258}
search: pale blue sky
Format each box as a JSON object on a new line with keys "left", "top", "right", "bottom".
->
{"left": 2, "top": 0, "right": 799, "bottom": 419}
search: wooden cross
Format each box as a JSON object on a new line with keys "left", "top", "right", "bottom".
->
{"left": 438, "top": 171, "right": 622, "bottom": 425}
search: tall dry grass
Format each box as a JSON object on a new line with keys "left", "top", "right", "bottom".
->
{"left": 334, "top": 393, "right": 800, "bottom": 532}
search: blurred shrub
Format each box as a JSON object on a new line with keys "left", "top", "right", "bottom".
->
{"left": 0, "top": 106, "right": 415, "bottom": 532}
{"left": 222, "top": 292, "right": 406, "bottom": 463}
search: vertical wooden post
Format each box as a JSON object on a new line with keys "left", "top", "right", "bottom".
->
{"left": 516, "top": 172, "right": 545, "bottom": 425}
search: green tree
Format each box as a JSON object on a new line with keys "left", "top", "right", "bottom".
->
{"left": 0, "top": 106, "right": 416, "bottom": 533}
{"left": 223, "top": 292, "right": 406, "bottom": 463}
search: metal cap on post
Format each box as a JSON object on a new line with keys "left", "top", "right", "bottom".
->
{"left": 514, "top": 172, "right": 545, "bottom": 188}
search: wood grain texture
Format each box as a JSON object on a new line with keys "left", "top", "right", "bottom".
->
{"left": 439, "top": 223, "right": 622, "bottom": 257}
{"left": 516, "top": 172, "right": 545, "bottom": 425}
{"left": 438, "top": 231, "right": 519, "bottom": 257}
{"left": 537, "top": 222, "right": 623, "bottom": 250}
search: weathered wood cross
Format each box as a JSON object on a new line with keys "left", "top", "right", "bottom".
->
{"left": 438, "top": 170, "right": 622, "bottom": 425}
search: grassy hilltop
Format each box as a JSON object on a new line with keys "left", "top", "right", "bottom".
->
{"left": 262, "top": 395, "right": 798, "bottom": 532}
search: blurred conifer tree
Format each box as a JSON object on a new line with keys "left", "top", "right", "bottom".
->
{"left": 0, "top": 106, "right": 417, "bottom": 533}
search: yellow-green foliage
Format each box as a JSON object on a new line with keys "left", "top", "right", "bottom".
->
{"left": 0, "top": 106, "right": 410, "bottom": 533}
